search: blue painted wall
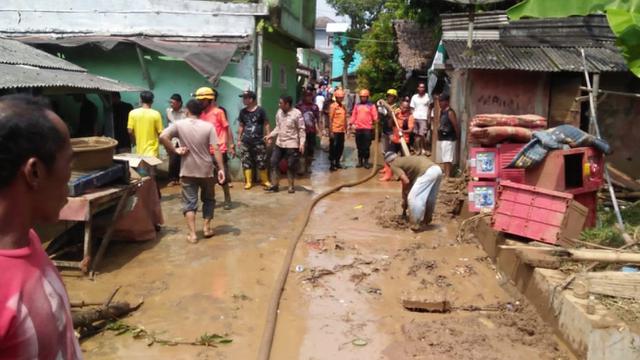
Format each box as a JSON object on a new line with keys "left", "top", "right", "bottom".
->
{"left": 331, "top": 34, "right": 362, "bottom": 85}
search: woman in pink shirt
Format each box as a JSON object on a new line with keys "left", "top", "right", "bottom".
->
{"left": 349, "top": 89, "right": 378, "bottom": 169}
{"left": 0, "top": 95, "right": 82, "bottom": 359}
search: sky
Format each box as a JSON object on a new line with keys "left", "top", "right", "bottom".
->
{"left": 316, "top": 0, "right": 349, "bottom": 23}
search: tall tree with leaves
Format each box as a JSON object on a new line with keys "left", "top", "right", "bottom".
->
{"left": 326, "top": 0, "right": 386, "bottom": 88}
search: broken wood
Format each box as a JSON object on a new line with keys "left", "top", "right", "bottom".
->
{"left": 556, "top": 240, "right": 639, "bottom": 293}
{"left": 402, "top": 298, "right": 451, "bottom": 313}
{"left": 72, "top": 300, "right": 143, "bottom": 329}
{"left": 516, "top": 249, "right": 561, "bottom": 269}
{"left": 70, "top": 301, "right": 104, "bottom": 308}
{"left": 574, "top": 271, "right": 640, "bottom": 300}
{"left": 607, "top": 164, "right": 640, "bottom": 192}
{"left": 500, "top": 245, "right": 640, "bottom": 264}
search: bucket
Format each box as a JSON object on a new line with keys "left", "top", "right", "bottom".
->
{"left": 70, "top": 136, "right": 118, "bottom": 172}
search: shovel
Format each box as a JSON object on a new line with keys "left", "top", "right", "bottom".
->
{"left": 378, "top": 100, "right": 410, "bottom": 157}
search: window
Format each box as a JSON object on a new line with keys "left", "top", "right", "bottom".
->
{"left": 279, "top": 65, "right": 287, "bottom": 88}
{"left": 262, "top": 61, "right": 272, "bottom": 87}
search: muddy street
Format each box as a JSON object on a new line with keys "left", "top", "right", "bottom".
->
{"left": 67, "top": 141, "right": 569, "bottom": 359}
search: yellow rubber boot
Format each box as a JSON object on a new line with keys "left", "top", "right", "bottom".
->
{"left": 243, "top": 169, "right": 253, "bottom": 190}
{"left": 259, "top": 169, "right": 272, "bottom": 188}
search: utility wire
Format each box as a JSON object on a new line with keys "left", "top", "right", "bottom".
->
{"left": 336, "top": 34, "right": 398, "bottom": 43}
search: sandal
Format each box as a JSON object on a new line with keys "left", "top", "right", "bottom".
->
{"left": 186, "top": 234, "right": 199, "bottom": 244}
{"left": 203, "top": 228, "right": 215, "bottom": 238}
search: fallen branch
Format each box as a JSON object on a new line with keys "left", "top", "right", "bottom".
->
{"left": 105, "top": 321, "right": 232, "bottom": 347}
{"left": 72, "top": 300, "right": 143, "bottom": 329}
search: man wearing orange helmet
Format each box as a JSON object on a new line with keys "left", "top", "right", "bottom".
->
{"left": 328, "top": 89, "right": 348, "bottom": 171}
{"left": 349, "top": 89, "right": 378, "bottom": 169}
{"left": 196, "top": 87, "right": 234, "bottom": 210}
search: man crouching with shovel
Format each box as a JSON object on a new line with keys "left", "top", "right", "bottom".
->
{"left": 385, "top": 151, "right": 443, "bottom": 231}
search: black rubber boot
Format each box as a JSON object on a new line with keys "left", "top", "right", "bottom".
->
{"left": 223, "top": 183, "right": 232, "bottom": 210}
{"left": 287, "top": 171, "right": 295, "bottom": 193}
{"left": 356, "top": 158, "right": 363, "bottom": 168}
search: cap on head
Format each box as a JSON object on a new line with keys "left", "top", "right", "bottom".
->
{"left": 239, "top": 90, "right": 257, "bottom": 100}
{"left": 359, "top": 89, "right": 370, "bottom": 97}
{"left": 194, "top": 87, "right": 216, "bottom": 100}
{"left": 386, "top": 89, "right": 398, "bottom": 97}
{"left": 384, "top": 151, "right": 398, "bottom": 163}
{"left": 334, "top": 89, "right": 345, "bottom": 98}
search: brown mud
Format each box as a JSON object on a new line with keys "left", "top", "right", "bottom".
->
{"left": 61, "top": 140, "right": 569, "bottom": 359}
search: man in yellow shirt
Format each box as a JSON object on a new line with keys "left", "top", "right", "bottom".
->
{"left": 128, "top": 91, "right": 163, "bottom": 157}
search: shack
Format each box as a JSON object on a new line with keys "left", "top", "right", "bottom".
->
{"left": 0, "top": 37, "right": 143, "bottom": 135}
{"left": 441, "top": 12, "right": 639, "bottom": 178}
{"left": 0, "top": 0, "right": 317, "bottom": 177}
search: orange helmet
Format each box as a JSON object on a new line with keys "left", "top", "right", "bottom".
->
{"left": 359, "top": 89, "right": 370, "bottom": 97}
{"left": 334, "top": 89, "right": 345, "bottom": 98}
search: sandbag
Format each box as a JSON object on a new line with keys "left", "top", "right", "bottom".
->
{"left": 469, "top": 126, "right": 534, "bottom": 146}
{"left": 471, "top": 114, "right": 547, "bottom": 129}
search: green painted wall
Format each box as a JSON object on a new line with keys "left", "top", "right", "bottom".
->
{"left": 265, "top": 0, "right": 315, "bottom": 47}
{"left": 261, "top": 32, "right": 298, "bottom": 122}
{"left": 51, "top": 44, "right": 254, "bottom": 133}
{"left": 42, "top": 43, "right": 255, "bottom": 179}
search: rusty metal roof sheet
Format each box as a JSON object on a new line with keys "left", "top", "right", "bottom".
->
{"left": 443, "top": 40, "right": 627, "bottom": 72}
{"left": 0, "top": 63, "right": 145, "bottom": 92}
{"left": 0, "top": 38, "right": 84, "bottom": 71}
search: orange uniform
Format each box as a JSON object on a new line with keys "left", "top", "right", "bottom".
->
{"left": 329, "top": 102, "right": 347, "bottom": 133}
{"left": 393, "top": 109, "right": 414, "bottom": 144}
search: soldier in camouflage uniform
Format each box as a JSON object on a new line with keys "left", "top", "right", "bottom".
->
{"left": 237, "top": 90, "right": 272, "bottom": 190}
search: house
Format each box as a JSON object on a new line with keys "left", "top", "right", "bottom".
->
{"left": 0, "top": 0, "right": 316, "bottom": 176}
{"left": 0, "top": 37, "right": 143, "bottom": 136}
{"left": 326, "top": 22, "right": 362, "bottom": 89}
{"left": 440, "top": 12, "right": 639, "bottom": 178}
{"left": 393, "top": 19, "right": 438, "bottom": 93}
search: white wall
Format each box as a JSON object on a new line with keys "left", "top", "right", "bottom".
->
{"left": 0, "top": 0, "right": 267, "bottom": 37}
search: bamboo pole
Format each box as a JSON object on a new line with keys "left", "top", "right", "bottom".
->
{"left": 580, "top": 49, "right": 626, "bottom": 236}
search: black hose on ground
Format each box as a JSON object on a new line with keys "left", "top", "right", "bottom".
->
{"left": 257, "top": 126, "right": 381, "bottom": 360}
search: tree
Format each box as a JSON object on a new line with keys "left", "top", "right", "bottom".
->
{"left": 356, "top": 12, "right": 404, "bottom": 98}
{"left": 326, "top": 0, "right": 385, "bottom": 88}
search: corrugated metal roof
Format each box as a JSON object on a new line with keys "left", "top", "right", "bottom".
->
{"left": 0, "top": 38, "right": 84, "bottom": 71}
{"left": 443, "top": 40, "right": 627, "bottom": 72}
{"left": 0, "top": 64, "right": 145, "bottom": 92}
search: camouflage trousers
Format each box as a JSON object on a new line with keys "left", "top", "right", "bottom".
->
{"left": 239, "top": 141, "right": 268, "bottom": 170}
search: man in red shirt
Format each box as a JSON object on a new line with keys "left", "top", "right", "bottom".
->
{"left": 0, "top": 95, "right": 82, "bottom": 359}
{"left": 349, "top": 89, "right": 378, "bottom": 169}
{"left": 195, "top": 87, "right": 235, "bottom": 210}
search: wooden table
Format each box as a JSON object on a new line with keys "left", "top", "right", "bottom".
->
{"left": 51, "top": 180, "right": 141, "bottom": 278}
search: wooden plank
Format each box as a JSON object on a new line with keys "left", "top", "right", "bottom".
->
{"left": 500, "top": 245, "right": 640, "bottom": 263}
{"left": 575, "top": 271, "right": 640, "bottom": 299}
{"left": 607, "top": 164, "right": 640, "bottom": 191}
{"left": 516, "top": 249, "right": 561, "bottom": 269}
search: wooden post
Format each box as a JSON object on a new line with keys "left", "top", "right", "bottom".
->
{"left": 90, "top": 187, "right": 134, "bottom": 278}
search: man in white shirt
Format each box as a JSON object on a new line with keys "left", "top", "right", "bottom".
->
{"left": 410, "top": 82, "right": 432, "bottom": 156}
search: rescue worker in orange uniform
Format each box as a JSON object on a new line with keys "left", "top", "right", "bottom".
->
{"left": 328, "top": 89, "right": 348, "bottom": 171}
{"left": 349, "top": 89, "right": 378, "bottom": 169}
